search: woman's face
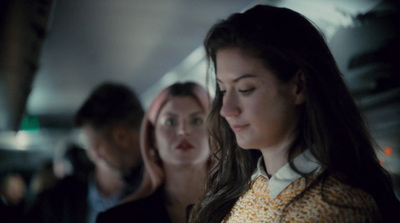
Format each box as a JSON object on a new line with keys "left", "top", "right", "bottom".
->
{"left": 216, "top": 48, "right": 303, "bottom": 151}
{"left": 154, "top": 96, "right": 210, "bottom": 167}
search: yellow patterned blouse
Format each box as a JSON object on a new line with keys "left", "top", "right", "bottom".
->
{"left": 222, "top": 150, "right": 382, "bottom": 223}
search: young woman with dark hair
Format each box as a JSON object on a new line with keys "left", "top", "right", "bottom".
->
{"left": 191, "top": 5, "right": 400, "bottom": 223}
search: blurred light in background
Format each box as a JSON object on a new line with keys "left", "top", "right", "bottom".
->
{"left": 385, "top": 147, "right": 393, "bottom": 156}
{"left": 20, "top": 115, "right": 40, "bottom": 132}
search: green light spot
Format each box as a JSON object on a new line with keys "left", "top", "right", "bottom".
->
{"left": 21, "top": 115, "right": 40, "bottom": 131}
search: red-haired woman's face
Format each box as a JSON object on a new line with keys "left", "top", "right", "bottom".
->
{"left": 154, "top": 96, "right": 210, "bottom": 167}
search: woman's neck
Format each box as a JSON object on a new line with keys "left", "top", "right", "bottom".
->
{"left": 259, "top": 139, "right": 301, "bottom": 176}
{"left": 163, "top": 163, "right": 207, "bottom": 204}
{"left": 163, "top": 163, "right": 208, "bottom": 223}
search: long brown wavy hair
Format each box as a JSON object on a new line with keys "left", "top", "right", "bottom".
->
{"left": 190, "top": 5, "right": 399, "bottom": 223}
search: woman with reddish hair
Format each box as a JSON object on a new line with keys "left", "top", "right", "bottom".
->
{"left": 96, "top": 82, "right": 211, "bottom": 223}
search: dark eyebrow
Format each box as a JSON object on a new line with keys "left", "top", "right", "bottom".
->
{"left": 162, "top": 112, "right": 178, "bottom": 117}
{"left": 163, "top": 110, "right": 204, "bottom": 117}
{"left": 190, "top": 110, "right": 205, "bottom": 117}
{"left": 217, "top": 74, "right": 257, "bottom": 83}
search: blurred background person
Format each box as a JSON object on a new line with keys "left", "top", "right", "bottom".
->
{"left": 28, "top": 160, "right": 59, "bottom": 204}
{"left": 0, "top": 172, "right": 27, "bottom": 223}
{"left": 27, "top": 141, "right": 93, "bottom": 204}
{"left": 74, "top": 82, "right": 144, "bottom": 190}
{"left": 96, "top": 82, "right": 212, "bottom": 223}
{"left": 85, "top": 137, "right": 136, "bottom": 223}
{"left": 25, "top": 142, "right": 92, "bottom": 223}
{"left": 26, "top": 140, "right": 135, "bottom": 223}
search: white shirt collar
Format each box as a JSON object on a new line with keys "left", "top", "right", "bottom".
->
{"left": 251, "top": 149, "right": 321, "bottom": 199}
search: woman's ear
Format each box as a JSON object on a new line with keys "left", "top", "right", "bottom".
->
{"left": 293, "top": 70, "right": 306, "bottom": 105}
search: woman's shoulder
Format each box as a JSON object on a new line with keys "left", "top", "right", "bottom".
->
{"left": 287, "top": 174, "right": 383, "bottom": 222}
{"left": 318, "top": 175, "right": 378, "bottom": 208}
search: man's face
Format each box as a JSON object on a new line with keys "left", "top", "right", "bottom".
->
{"left": 81, "top": 125, "right": 126, "bottom": 176}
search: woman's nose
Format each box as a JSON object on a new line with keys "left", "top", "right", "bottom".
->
{"left": 177, "top": 121, "right": 189, "bottom": 136}
{"left": 220, "top": 91, "right": 240, "bottom": 118}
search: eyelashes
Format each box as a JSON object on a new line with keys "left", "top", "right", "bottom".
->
{"left": 239, "top": 88, "right": 255, "bottom": 95}
{"left": 219, "top": 87, "right": 255, "bottom": 96}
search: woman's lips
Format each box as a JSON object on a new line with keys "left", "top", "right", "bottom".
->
{"left": 176, "top": 140, "right": 194, "bottom": 151}
{"left": 231, "top": 124, "right": 249, "bottom": 132}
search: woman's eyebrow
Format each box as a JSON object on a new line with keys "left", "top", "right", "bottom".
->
{"left": 217, "top": 74, "right": 257, "bottom": 84}
{"left": 162, "top": 112, "right": 178, "bottom": 117}
{"left": 190, "top": 110, "right": 205, "bottom": 117}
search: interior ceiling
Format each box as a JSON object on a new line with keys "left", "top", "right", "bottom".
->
{"left": 26, "top": 0, "right": 255, "bottom": 122}
{"left": 0, "top": 0, "right": 398, "bottom": 134}
{"left": 23, "top": 0, "right": 390, "bottom": 126}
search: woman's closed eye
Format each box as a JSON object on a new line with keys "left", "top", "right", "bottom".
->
{"left": 239, "top": 87, "right": 255, "bottom": 95}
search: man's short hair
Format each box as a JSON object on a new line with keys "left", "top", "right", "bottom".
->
{"left": 74, "top": 82, "right": 144, "bottom": 131}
